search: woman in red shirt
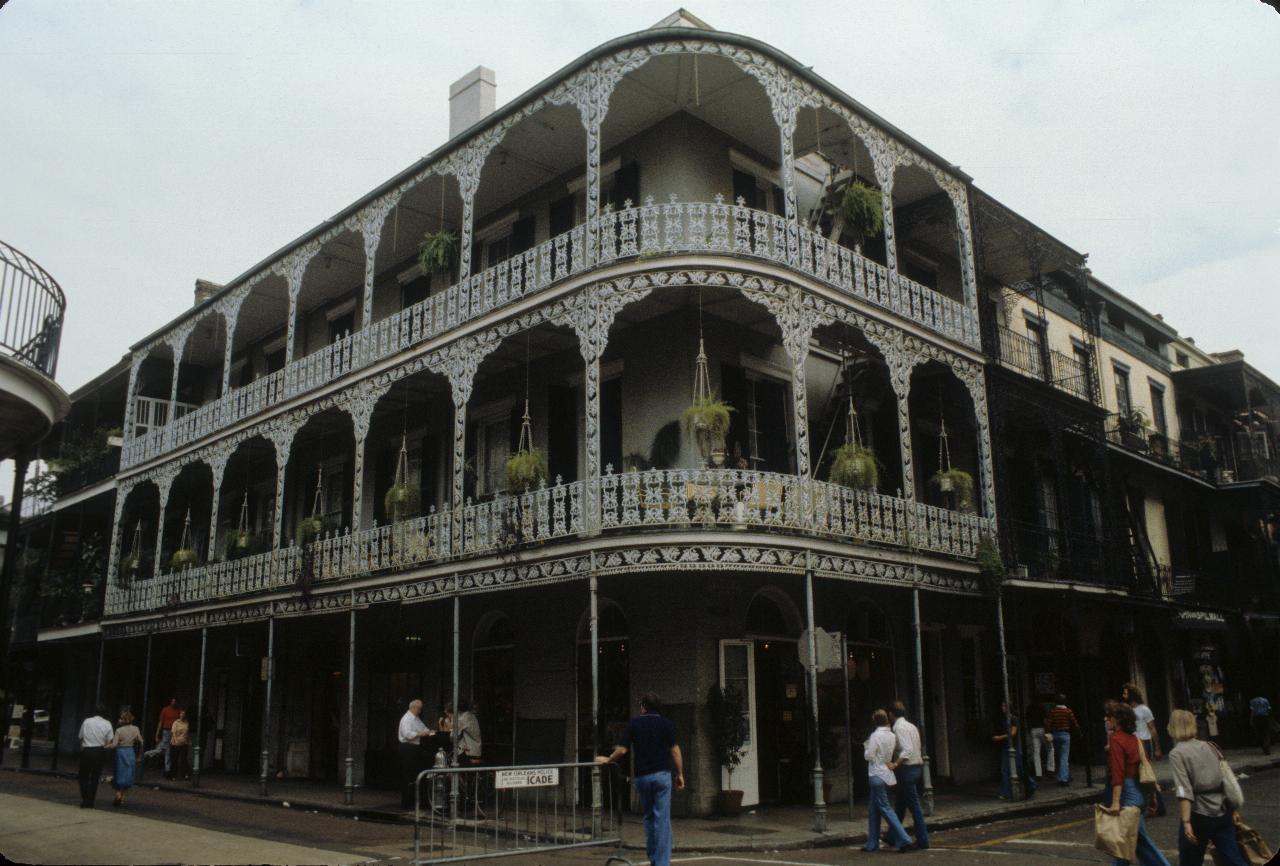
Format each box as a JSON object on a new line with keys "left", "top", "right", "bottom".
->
{"left": 1105, "top": 702, "right": 1171, "bottom": 866}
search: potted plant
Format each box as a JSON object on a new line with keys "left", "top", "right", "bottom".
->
{"left": 297, "top": 515, "right": 328, "bottom": 545}
{"left": 505, "top": 447, "right": 549, "bottom": 492}
{"left": 417, "top": 229, "right": 457, "bottom": 276}
{"left": 1117, "top": 408, "right": 1149, "bottom": 450}
{"left": 828, "top": 443, "right": 880, "bottom": 490}
{"left": 977, "top": 534, "right": 1005, "bottom": 595}
{"left": 384, "top": 480, "right": 422, "bottom": 522}
{"left": 683, "top": 398, "right": 733, "bottom": 466}
{"left": 840, "top": 180, "right": 884, "bottom": 246}
{"left": 169, "top": 547, "right": 198, "bottom": 570}
{"left": 931, "top": 467, "right": 975, "bottom": 512}
{"left": 708, "top": 684, "right": 749, "bottom": 816}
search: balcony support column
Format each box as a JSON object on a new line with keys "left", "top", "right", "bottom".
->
{"left": 192, "top": 626, "right": 208, "bottom": 787}
{"left": 266, "top": 421, "right": 297, "bottom": 550}
{"left": 882, "top": 344, "right": 917, "bottom": 501}
{"left": 207, "top": 447, "right": 232, "bottom": 560}
{"left": 105, "top": 479, "right": 134, "bottom": 591}
{"left": 259, "top": 615, "right": 275, "bottom": 797}
{"left": 278, "top": 245, "right": 319, "bottom": 374}
{"left": 344, "top": 595, "right": 356, "bottom": 805}
{"left": 937, "top": 176, "right": 980, "bottom": 316}
{"left": 344, "top": 380, "right": 385, "bottom": 533}
{"left": 774, "top": 100, "right": 801, "bottom": 267}
{"left": 956, "top": 363, "right": 998, "bottom": 521}
{"left": 216, "top": 284, "right": 251, "bottom": 399}
{"left": 123, "top": 352, "right": 144, "bottom": 445}
{"left": 871, "top": 150, "right": 899, "bottom": 273}
{"left": 163, "top": 320, "right": 196, "bottom": 451}
{"left": 803, "top": 556, "right": 827, "bottom": 832}
{"left": 152, "top": 467, "right": 179, "bottom": 580}
{"left": 359, "top": 195, "right": 400, "bottom": 334}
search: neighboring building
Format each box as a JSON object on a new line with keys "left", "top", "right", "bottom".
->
{"left": 10, "top": 12, "right": 1276, "bottom": 815}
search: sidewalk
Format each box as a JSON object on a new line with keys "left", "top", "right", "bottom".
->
{"left": 5, "top": 743, "right": 1277, "bottom": 853}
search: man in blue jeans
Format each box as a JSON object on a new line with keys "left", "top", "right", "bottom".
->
{"left": 596, "top": 692, "right": 684, "bottom": 866}
{"left": 1047, "top": 695, "right": 1082, "bottom": 786}
{"left": 889, "top": 701, "right": 929, "bottom": 849}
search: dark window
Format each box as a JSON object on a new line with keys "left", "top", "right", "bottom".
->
{"left": 401, "top": 274, "right": 431, "bottom": 309}
{"left": 606, "top": 162, "right": 640, "bottom": 211}
{"left": 485, "top": 235, "right": 511, "bottom": 268}
{"left": 601, "top": 377, "right": 622, "bottom": 475}
{"left": 549, "top": 195, "right": 576, "bottom": 236}
{"left": 510, "top": 216, "right": 536, "bottom": 257}
{"left": 265, "top": 347, "right": 285, "bottom": 375}
{"left": 732, "top": 169, "right": 759, "bottom": 209}
{"left": 1149, "top": 384, "right": 1167, "bottom": 435}
{"left": 1113, "top": 367, "right": 1132, "bottom": 416}
{"left": 329, "top": 311, "right": 355, "bottom": 344}
{"left": 547, "top": 385, "right": 578, "bottom": 484}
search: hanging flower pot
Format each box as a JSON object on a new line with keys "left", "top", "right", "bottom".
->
{"left": 931, "top": 468, "right": 975, "bottom": 512}
{"left": 683, "top": 398, "right": 734, "bottom": 461}
{"left": 840, "top": 181, "right": 884, "bottom": 242}
{"left": 298, "top": 515, "right": 327, "bottom": 545}
{"left": 417, "top": 229, "right": 457, "bottom": 275}
{"left": 829, "top": 443, "right": 881, "bottom": 490}
{"left": 505, "top": 448, "right": 549, "bottom": 492}
{"left": 169, "top": 548, "right": 198, "bottom": 570}
{"left": 384, "top": 481, "right": 422, "bottom": 521}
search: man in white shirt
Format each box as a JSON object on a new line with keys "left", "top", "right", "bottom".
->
{"left": 861, "top": 709, "right": 914, "bottom": 853}
{"left": 398, "top": 699, "right": 434, "bottom": 809}
{"left": 77, "top": 704, "right": 115, "bottom": 808}
{"left": 1124, "top": 683, "right": 1165, "bottom": 816}
{"left": 889, "top": 701, "right": 929, "bottom": 850}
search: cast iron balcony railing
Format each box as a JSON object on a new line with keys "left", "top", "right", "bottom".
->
{"left": 122, "top": 197, "right": 978, "bottom": 469}
{"left": 995, "top": 325, "right": 1093, "bottom": 403}
{"left": 1104, "top": 414, "right": 1226, "bottom": 481}
{"left": 0, "top": 239, "right": 65, "bottom": 378}
{"left": 103, "top": 467, "right": 993, "bottom": 616}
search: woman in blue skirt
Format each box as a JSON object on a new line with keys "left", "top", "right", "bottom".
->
{"left": 112, "top": 710, "right": 143, "bottom": 807}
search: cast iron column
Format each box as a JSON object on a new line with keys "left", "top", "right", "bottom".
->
{"left": 259, "top": 616, "right": 274, "bottom": 796}
{"left": 912, "top": 586, "right": 935, "bottom": 815}
{"left": 192, "top": 626, "right": 207, "bottom": 786}
{"left": 344, "top": 596, "right": 356, "bottom": 804}
{"left": 996, "top": 589, "right": 1023, "bottom": 800}
{"left": 0, "top": 451, "right": 30, "bottom": 705}
{"left": 804, "top": 557, "right": 827, "bottom": 832}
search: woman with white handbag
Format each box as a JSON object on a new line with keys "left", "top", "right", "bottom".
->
{"left": 1166, "top": 709, "right": 1247, "bottom": 866}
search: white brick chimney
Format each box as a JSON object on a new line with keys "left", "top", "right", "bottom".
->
{"left": 449, "top": 66, "right": 496, "bottom": 139}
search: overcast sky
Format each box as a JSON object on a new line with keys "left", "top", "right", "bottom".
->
{"left": 2, "top": 0, "right": 1278, "bottom": 400}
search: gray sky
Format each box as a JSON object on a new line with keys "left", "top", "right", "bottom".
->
{"left": 2, "top": 0, "right": 1278, "bottom": 400}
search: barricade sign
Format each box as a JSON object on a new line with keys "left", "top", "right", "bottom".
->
{"left": 413, "top": 760, "right": 632, "bottom": 864}
{"left": 495, "top": 767, "right": 559, "bottom": 789}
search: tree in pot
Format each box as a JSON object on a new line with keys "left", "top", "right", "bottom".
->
{"left": 708, "top": 683, "right": 749, "bottom": 816}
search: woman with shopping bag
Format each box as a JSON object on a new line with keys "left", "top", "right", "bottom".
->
{"left": 1103, "top": 702, "right": 1171, "bottom": 866}
{"left": 1167, "top": 708, "right": 1249, "bottom": 866}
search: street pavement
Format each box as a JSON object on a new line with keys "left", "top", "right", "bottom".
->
{"left": 0, "top": 764, "right": 1275, "bottom": 864}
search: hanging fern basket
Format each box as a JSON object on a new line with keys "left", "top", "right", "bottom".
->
{"left": 931, "top": 467, "right": 976, "bottom": 511}
{"left": 169, "top": 548, "right": 198, "bottom": 570}
{"left": 505, "top": 448, "right": 549, "bottom": 492}
{"left": 829, "top": 443, "right": 881, "bottom": 490}
{"left": 418, "top": 229, "right": 458, "bottom": 275}
{"left": 298, "top": 515, "right": 327, "bottom": 544}
{"left": 384, "top": 481, "right": 422, "bottom": 520}
{"left": 841, "top": 181, "right": 884, "bottom": 241}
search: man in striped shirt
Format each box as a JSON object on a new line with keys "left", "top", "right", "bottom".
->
{"left": 1046, "top": 695, "right": 1082, "bottom": 786}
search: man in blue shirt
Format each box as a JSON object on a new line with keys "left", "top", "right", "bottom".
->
{"left": 595, "top": 692, "right": 684, "bottom": 866}
{"left": 1249, "top": 694, "right": 1271, "bottom": 755}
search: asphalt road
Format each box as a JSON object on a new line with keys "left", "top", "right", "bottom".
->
{"left": 0, "top": 766, "right": 1275, "bottom": 864}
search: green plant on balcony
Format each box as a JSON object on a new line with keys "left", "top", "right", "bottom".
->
{"left": 685, "top": 329, "right": 734, "bottom": 466}
{"left": 417, "top": 229, "right": 457, "bottom": 276}
{"left": 931, "top": 468, "right": 975, "bottom": 511}
{"left": 1117, "top": 408, "right": 1148, "bottom": 438}
{"left": 840, "top": 180, "right": 884, "bottom": 245}
{"left": 708, "top": 684, "right": 749, "bottom": 815}
{"left": 828, "top": 394, "right": 880, "bottom": 490}
{"left": 830, "top": 444, "right": 881, "bottom": 490}
{"left": 505, "top": 448, "right": 548, "bottom": 492}
{"left": 976, "top": 534, "right": 1005, "bottom": 594}
{"left": 298, "top": 514, "right": 329, "bottom": 544}
{"left": 169, "top": 548, "right": 198, "bottom": 570}
{"left": 385, "top": 433, "right": 422, "bottom": 521}
{"left": 223, "top": 529, "right": 261, "bottom": 561}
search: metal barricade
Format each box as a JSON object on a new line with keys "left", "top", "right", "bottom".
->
{"left": 413, "top": 760, "right": 633, "bottom": 864}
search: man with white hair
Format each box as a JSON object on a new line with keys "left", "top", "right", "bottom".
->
{"left": 398, "top": 698, "right": 434, "bottom": 809}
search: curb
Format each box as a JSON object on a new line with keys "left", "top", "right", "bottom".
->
{"left": 6, "top": 755, "right": 1277, "bottom": 853}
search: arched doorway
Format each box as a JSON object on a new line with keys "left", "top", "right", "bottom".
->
{"left": 720, "top": 589, "right": 806, "bottom": 807}
{"left": 576, "top": 602, "right": 631, "bottom": 760}
{"left": 472, "top": 612, "right": 515, "bottom": 765}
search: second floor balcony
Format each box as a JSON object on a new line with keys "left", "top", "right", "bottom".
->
{"left": 104, "top": 467, "right": 992, "bottom": 617}
{"left": 994, "top": 324, "right": 1094, "bottom": 404}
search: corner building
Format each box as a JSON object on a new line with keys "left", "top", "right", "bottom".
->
{"left": 18, "top": 12, "right": 1274, "bottom": 816}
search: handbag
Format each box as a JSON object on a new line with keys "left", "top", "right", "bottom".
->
{"left": 1137, "top": 742, "right": 1158, "bottom": 791}
{"left": 1093, "top": 804, "right": 1140, "bottom": 861}
{"left": 1212, "top": 743, "right": 1244, "bottom": 809}
{"left": 1210, "top": 820, "right": 1274, "bottom": 866}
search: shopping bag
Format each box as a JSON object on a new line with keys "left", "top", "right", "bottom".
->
{"left": 1093, "top": 804, "right": 1140, "bottom": 861}
{"left": 1211, "top": 744, "right": 1244, "bottom": 809}
{"left": 1236, "top": 820, "right": 1274, "bottom": 866}
{"left": 1137, "top": 743, "right": 1158, "bottom": 791}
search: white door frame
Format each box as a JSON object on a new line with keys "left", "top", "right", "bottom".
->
{"left": 718, "top": 639, "right": 759, "bottom": 807}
